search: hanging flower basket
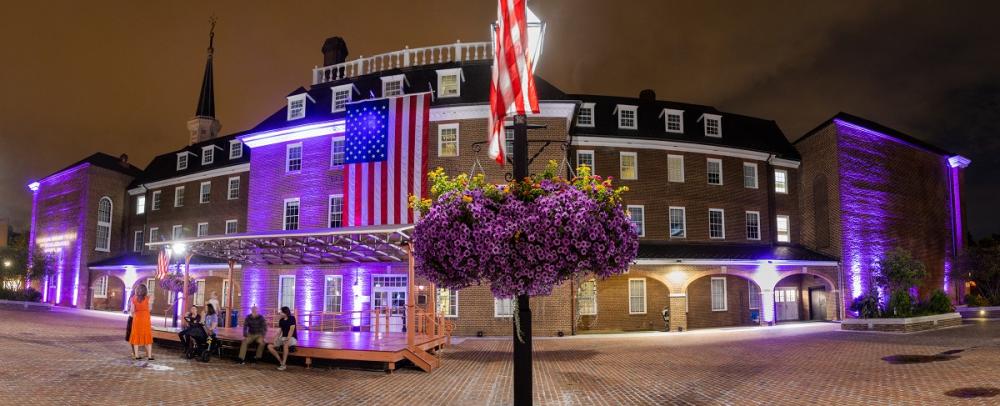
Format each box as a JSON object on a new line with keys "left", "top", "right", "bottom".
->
{"left": 410, "top": 162, "right": 639, "bottom": 298}
{"left": 159, "top": 274, "right": 199, "bottom": 296}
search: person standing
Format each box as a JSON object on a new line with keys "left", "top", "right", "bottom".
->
{"left": 266, "top": 306, "right": 298, "bottom": 371}
{"left": 237, "top": 305, "right": 267, "bottom": 364}
{"left": 128, "top": 284, "right": 154, "bottom": 360}
{"left": 207, "top": 291, "right": 221, "bottom": 320}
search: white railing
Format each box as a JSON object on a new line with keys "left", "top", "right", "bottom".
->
{"left": 312, "top": 40, "right": 493, "bottom": 85}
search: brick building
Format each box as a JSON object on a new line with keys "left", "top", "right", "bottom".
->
{"left": 26, "top": 19, "right": 969, "bottom": 336}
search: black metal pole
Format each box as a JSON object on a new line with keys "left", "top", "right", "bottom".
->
{"left": 512, "top": 114, "right": 532, "bottom": 406}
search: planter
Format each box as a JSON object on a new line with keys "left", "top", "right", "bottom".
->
{"left": 0, "top": 299, "right": 52, "bottom": 312}
{"left": 956, "top": 306, "right": 1000, "bottom": 319}
{"left": 841, "top": 312, "right": 962, "bottom": 333}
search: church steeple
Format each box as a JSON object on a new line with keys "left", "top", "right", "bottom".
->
{"left": 188, "top": 16, "right": 222, "bottom": 145}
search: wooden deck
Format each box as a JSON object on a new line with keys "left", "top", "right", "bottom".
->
{"left": 152, "top": 325, "right": 447, "bottom": 372}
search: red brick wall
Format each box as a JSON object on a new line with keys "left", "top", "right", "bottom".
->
{"left": 686, "top": 274, "right": 757, "bottom": 329}
{"left": 133, "top": 170, "right": 250, "bottom": 246}
{"left": 576, "top": 274, "right": 671, "bottom": 332}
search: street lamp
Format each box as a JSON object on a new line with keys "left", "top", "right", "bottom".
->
{"left": 2, "top": 259, "right": 11, "bottom": 268}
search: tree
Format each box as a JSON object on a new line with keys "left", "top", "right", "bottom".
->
{"left": 961, "top": 237, "right": 1000, "bottom": 305}
{"left": 0, "top": 235, "right": 55, "bottom": 291}
{"left": 873, "top": 248, "right": 926, "bottom": 294}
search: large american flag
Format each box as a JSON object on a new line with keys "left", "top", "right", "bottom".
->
{"left": 344, "top": 93, "right": 430, "bottom": 226}
{"left": 488, "top": 0, "right": 540, "bottom": 165}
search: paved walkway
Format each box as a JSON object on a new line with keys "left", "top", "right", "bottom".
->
{"left": 1, "top": 307, "right": 998, "bottom": 405}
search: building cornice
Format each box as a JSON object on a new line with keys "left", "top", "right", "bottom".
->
{"left": 138, "top": 163, "right": 249, "bottom": 191}
{"left": 430, "top": 102, "right": 579, "bottom": 128}
{"left": 633, "top": 258, "right": 840, "bottom": 267}
{"left": 768, "top": 156, "right": 801, "bottom": 169}
{"left": 571, "top": 136, "right": 777, "bottom": 161}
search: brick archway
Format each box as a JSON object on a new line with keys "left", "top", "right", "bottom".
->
{"left": 685, "top": 273, "right": 763, "bottom": 330}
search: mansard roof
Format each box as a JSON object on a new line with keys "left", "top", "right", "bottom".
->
{"left": 795, "top": 112, "right": 955, "bottom": 156}
{"left": 129, "top": 131, "right": 250, "bottom": 188}
{"left": 40, "top": 152, "right": 143, "bottom": 181}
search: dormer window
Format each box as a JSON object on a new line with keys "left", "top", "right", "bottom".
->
{"left": 287, "top": 94, "right": 308, "bottom": 121}
{"left": 615, "top": 105, "right": 638, "bottom": 130}
{"left": 176, "top": 152, "right": 190, "bottom": 171}
{"left": 229, "top": 140, "right": 243, "bottom": 159}
{"left": 576, "top": 103, "right": 595, "bottom": 127}
{"left": 436, "top": 68, "right": 463, "bottom": 98}
{"left": 331, "top": 84, "right": 354, "bottom": 112}
{"left": 381, "top": 74, "right": 406, "bottom": 97}
{"left": 701, "top": 113, "right": 722, "bottom": 137}
{"left": 661, "top": 108, "right": 684, "bottom": 133}
{"left": 201, "top": 146, "right": 215, "bottom": 165}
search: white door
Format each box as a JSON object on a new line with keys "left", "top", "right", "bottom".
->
{"left": 775, "top": 287, "right": 799, "bottom": 321}
{"left": 372, "top": 275, "right": 407, "bottom": 333}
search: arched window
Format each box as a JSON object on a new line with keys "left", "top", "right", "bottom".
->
{"left": 96, "top": 197, "right": 112, "bottom": 252}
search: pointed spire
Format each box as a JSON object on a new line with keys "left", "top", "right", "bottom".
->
{"left": 194, "top": 16, "right": 217, "bottom": 118}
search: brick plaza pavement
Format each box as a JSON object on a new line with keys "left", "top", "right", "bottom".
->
{"left": 0, "top": 307, "right": 998, "bottom": 405}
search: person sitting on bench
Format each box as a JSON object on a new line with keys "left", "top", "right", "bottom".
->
{"left": 238, "top": 306, "right": 267, "bottom": 364}
{"left": 178, "top": 305, "right": 202, "bottom": 348}
{"left": 266, "top": 306, "right": 298, "bottom": 371}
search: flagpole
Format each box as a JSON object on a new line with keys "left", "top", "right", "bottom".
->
{"left": 511, "top": 113, "right": 532, "bottom": 406}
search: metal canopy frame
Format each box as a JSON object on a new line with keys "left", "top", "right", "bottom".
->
{"left": 146, "top": 224, "right": 414, "bottom": 265}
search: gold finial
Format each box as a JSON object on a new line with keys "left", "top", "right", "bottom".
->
{"left": 208, "top": 15, "right": 218, "bottom": 55}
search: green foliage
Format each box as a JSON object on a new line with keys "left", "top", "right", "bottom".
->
{"left": 961, "top": 238, "right": 1000, "bottom": 306}
{"left": 873, "top": 248, "right": 926, "bottom": 294}
{"left": 915, "top": 289, "right": 954, "bottom": 315}
{"left": 0, "top": 235, "right": 56, "bottom": 289}
{"left": 964, "top": 294, "right": 990, "bottom": 307}
{"left": 886, "top": 289, "right": 913, "bottom": 317}
{"left": 0, "top": 287, "right": 42, "bottom": 302}
{"left": 849, "top": 289, "right": 882, "bottom": 319}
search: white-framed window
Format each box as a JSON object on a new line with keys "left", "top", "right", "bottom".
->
{"left": 278, "top": 275, "right": 296, "bottom": 310}
{"left": 620, "top": 151, "right": 637, "bottom": 180}
{"left": 176, "top": 153, "right": 189, "bottom": 171}
{"left": 324, "top": 275, "right": 343, "bottom": 312}
{"left": 702, "top": 114, "right": 722, "bottom": 137}
{"left": 627, "top": 205, "right": 645, "bottom": 237}
{"left": 746, "top": 211, "right": 761, "bottom": 240}
{"left": 505, "top": 128, "right": 514, "bottom": 162}
{"left": 145, "top": 278, "right": 156, "bottom": 301}
{"left": 669, "top": 207, "right": 686, "bottom": 238}
{"left": 710, "top": 277, "right": 727, "bottom": 311}
{"left": 194, "top": 279, "right": 206, "bottom": 306}
{"left": 283, "top": 198, "right": 300, "bottom": 230}
{"left": 172, "top": 225, "right": 183, "bottom": 240}
{"left": 743, "top": 163, "right": 758, "bottom": 189}
{"left": 287, "top": 94, "right": 307, "bottom": 120}
{"left": 201, "top": 146, "right": 215, "bottom": 165}
{"left": 222, "top": 279, "right": 231, "bottom": 308}
{"left": 225, "top": 220, "right": 238, "bottom": 235}
{"left": 436, "top": 68, "right": 462, "bottom": 98}
{"left": 151, "top": 190, "right": 161, "bottom": 211}
{"left": 330, "top": 138, "right": 345, "bottom": 166}
{"left": 196, "top": 222, "right": 208, "bottom": 237}
{"left": 438, "top": 123, "right": 459, "bottom": 157}
{"left": 286, "top": 143, "right": 303, "bottom": 172}
{"left": 328, "top": 195, "right": 344, "bottom": 228}
{"left": 229, "top": 140, "right": 243, "bottom": 159}
{"left": 616, "top": 105, "right": 638, "bottom": 130}
{"left": 577, "top": 279, "right": 597, "bottom": 316}
{"left": 667, "top": 154, "right": 684, "bottom": 183}
{"left": 709, "top": 208, "right": 725, "bottom": 239}
{"left": 199, "top": 181, "right": 211, "bottom": 204}
{"left": 576, "top": 150, "right": 595, "bottom": 172}
{"left": 227, "top": 177, "right": 240, "bottom": 200}
{"left": 437, "top": 288, "right": 459, "bottom": 317}
{"left": 133, "top": 230, "right": 144, "bottom": 252}
{"left": 381, "top": 74, "right": 405, "bottom": 97}
{"left": 628, "top": 278, "right": 646, "bottom": 314}
{"left": 576, "top": 103, "right": 595, "bottom": 127}
{"left": 149, "top": 227, "right": 159, "bottom": 243}
{"left": 774, "top": 169, "right": 788, "bottom": 194}
{"left": 662, "top": 108, "right": 684, "bottom": 133}
{"left": 95, "top": 197, "right": 112, "bottom": 252}
{"left": 136, "top": 195, "right": 146, "bottom": 215}
{"left": 494, "top": 298, "right": 514, "bottom": 318}
{"left": 749, "top": 283, "right": 761, "bottom": 310}
{"left": 707, "top": 158, "right": 723, "bottom": 185}
{"left": 777, "top": 215, "right": 791, "bottom": 243}
{"left": 331, "top": 84, "right": 353, "bottom": 112}
{"left": 94, "top": 275, "right": 108, "bottom": 299}
{"left": 174, "top": 186, "right": 185, "bottom": 207}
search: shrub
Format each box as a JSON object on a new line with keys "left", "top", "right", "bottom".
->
{"left": 873, "top": 248, "right": 926, "bottom": 294}
{"left": 917, "top": 289, "right": 954, "bottom": 315}
{"left": 0, "top": 288, "right": 42, "bottom": 302}
{"left": 849, "top": 290, "right": 881, "bottom": 318}
{"left": 964, "top": 294, "right": 990, "bottom": 308}
{"left": 886, "top": 290, "right": 913, "bottom": 317}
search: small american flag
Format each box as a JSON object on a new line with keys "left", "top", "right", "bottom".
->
{"left": 344, "top": 93, "right": 430, "bottom": 226}
{"left": 156, "top": 249, "right": 169, "bottom": 280}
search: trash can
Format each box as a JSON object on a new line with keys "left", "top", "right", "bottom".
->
{"left": 230, "top": 309, "right": 239, "bottom": 327}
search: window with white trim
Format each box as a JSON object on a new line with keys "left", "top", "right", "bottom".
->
{"left": 174, "top": 186, "right": 185, "bottom": 207}
{"left": 145, "top": 278, "right": 156, "bottom": 304}
{"left": 661, "top": 108, "right": 684, "bottom": 133}
{"left": 225, "top": 220, "right": 238, "bottom": 235}
{"left": 505, "top": 128, "right": 514, "bottom": 162}
{"left": 149, "top": 227, "right": 159, "bottom": 243}
{"left": 172, "top": 225, "right": 183, "bottom": 240}
{"left": 194, "top": 279, "right": 206, "bottom": 306}
{"left": 222, "top": 279, "right": 231, "bottom": 307}
{"left": 620, "top": 152, "right": 637, "bottom": 180}
{"left": 629, "top": 278, "right": 646, "bottom": 314}
{"left": 436, "top": 68, "right": 462, "bottom": 98}
{"left": 667, "top": 154, "right": 684, "bottom": 183}
{"left": 616, "top": 105, "right": 638, "bottom": 129}
{"left": 776, "top": 215, "right": 791, "bottom": 243}
{"left": 743, "top": 163, "right": 758, "bottom": 189}
{"left": 381, "top": 75, "right": 404, "bottom": 97}
{"left": 331, "top": 84, "right": 353, "bottom": 112}
{"left": 278, "top": 275, "right": 295, "bottom": 310}
{"left": 669, "top": 207, "right": 686, "bottom": 238}
{"left": 774, "top": 169, "right": 788, "bottom": 194}
{"left": 576, "top": 103, "right": 595, "bottom": 127}
{"left": 95, "top": 197, "right": 112, "bottom": 252}
{"left": 94, "top": 276, "right": 108, "bottom": 298}
{"left": 438, "top": 123, "right": 459, "bottom": 157}
{"left": 709, "top": 209, "right": 725, "bottom": 239}
{"left": 437, "top": 288, "right": 459, "bottom": 317}
{"left": 627, "top": 205, "right": 645, "bottom": 237}
{"left": 227, "top": 177, "right": 240, "bottom": 200}
{"left": 324, "top": 275, "right": 343, "bottom": 312}
{"left": 576, "top": 150, "right": 595, "bottom": 172}
{"left": 283, "top": 198, "right": 300, "bottom": 231}
{"left": 201, "top": 146, "right": 215, "bottom": 165}
{"left": 136, "top": 195, "right": 145, "bottom": 215}
{"left": 229, "top": 140, "right": 243, "bottom": 159}
{"left": 133, "top": 230, "right": 144, "bottom": 252}
{"left": 577, "top": 279, "right": 597, "bottom": 316}
{"left": 151, "top": 190, "right": 161, "bottom": 211}
{"left": 328, "top": 195, "right": 343, "bottom": 228}
{"left": 196, "top": 222, "right": 208, "bottom": 237}
{"left": 749, "top": 283, "right": 761, "bottom": 310}
{"left": 199, "top": 181, "right": 211, "bottom": 204}
{"left": 710, "top": 277, "right": 727, "bottom": 311}
{"left": 707, "top": 158, "right": 723, "bottom": 185}
{"left": 703, "top": 114, "right": 722, "bottom": 137}
{"left": 494, "top": 298, "right": 514, "bottom": 317}
{"left": 286, "top": 143, "right": 303, "bottom": 172}
{"left": 746, "top": 211, "right": 761, "bottom": 240}
{"left": 330, "top": 138, "right": 345, "bottom": 166}
{"left": 287, "top": 94, "right": 307, "bottom": 120}
{"left": 176, "top": 153, "right": 188, "bottom": 171}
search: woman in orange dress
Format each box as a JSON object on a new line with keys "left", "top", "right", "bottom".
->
{"left": 128, "top": 284, "right": 154, "bottom": 360}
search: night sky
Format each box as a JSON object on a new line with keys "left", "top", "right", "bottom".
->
{"left": 1, "top": 1, "right": 998, "bottom": 238}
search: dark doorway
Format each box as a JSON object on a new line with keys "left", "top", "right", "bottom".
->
{"left": 809, "top": 287, "right": 827, "bottom": 320}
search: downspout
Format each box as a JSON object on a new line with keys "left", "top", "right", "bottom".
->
{"left": 765, "top": 155, "right": 777, "bottom": 245}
